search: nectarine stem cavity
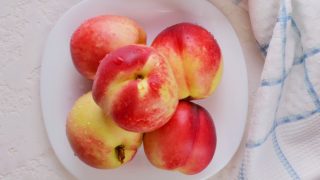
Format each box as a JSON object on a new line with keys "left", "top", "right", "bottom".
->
{"left": 115, "top": 145, "right": 125, "bottom": 164}
{"left": 135, "top": 74, "right": 144, "bottom": 80}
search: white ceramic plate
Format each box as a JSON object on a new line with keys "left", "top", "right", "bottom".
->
{"left": 41, "top": 0, "right": 248, "bottom": 179}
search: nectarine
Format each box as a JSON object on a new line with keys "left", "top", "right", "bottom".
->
{"left": 143, "top": 101, "right": 217, "bottom": 175}
{"left": 70, "top": 15, "right": 147, "bottom": 79}
{"left": 152, "top": 23, "right": 223, "bottom": 99}
{"left": 66, "top": 92, "right": 143, "bottom": 169}
{"left": 92, "top": 45, "right": 178, "bottom": 133}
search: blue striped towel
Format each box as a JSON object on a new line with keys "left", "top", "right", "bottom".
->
{"left": 237, "top": 0, "right": 320, "bottom": 179}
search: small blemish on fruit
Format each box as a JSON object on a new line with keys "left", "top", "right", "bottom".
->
{"left": 115, "top": 145, "right": 125, "bottom": 164}
{"left": 135, "top": 74, "right": 144, "bottom": 80}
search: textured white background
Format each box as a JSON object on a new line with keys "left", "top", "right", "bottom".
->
{"left": 0, "top": 0, "right": 263, "bottom": 179}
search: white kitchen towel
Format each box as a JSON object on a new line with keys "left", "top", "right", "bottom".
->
{"left": 238, "top": 0, "right": 320, "bottom": 179}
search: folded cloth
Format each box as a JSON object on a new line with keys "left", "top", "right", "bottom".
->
{"left": 238, "top": 0, "right": 320, "bottom": 179}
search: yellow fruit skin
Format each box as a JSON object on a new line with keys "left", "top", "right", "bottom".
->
{"left": 66, "top": 92, "right": 142, "bottom": 169}
{"left": 152, "top": 23, "right": 223, "bottom": 99}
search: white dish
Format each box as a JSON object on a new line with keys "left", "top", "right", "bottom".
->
{"left": 40, "top": 0, "right": 248, "bottom": 179}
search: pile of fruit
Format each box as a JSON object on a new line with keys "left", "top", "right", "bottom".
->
{"left": 66, "top": 15, "right": 223, "bottom": 175}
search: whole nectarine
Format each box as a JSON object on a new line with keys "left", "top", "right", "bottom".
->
{"left": 152, "top": 23, "right": 223, "bottom": 99}
{"left": 70, "top": 15, "right": 146, "bottom": 79}
{"left": 92, "top": 45, "right": 178, "bottom": 133}
{"left": 143, "top": 101, "right": 217, "bottom": 175}
{"left": 66, "top": 92, "right": 143, "bottom": 169}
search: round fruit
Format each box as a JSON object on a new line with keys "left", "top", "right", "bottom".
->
{"left": 70, "top": 15, "right": 147, "bottom": 79}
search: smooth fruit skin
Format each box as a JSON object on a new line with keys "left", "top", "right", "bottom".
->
{"left": 143, "top": 101, "right": 217, "bottom": 175}
{"left": 66, "top": 92, "right": 143, "bottom": 169}
{"left": 92, "top": 45, "right": 178, "bottom": 133}
{"left": 152, "top": 22, "right": 223, "bottom": 99}
{"left": 70, "top": 15, "right": 147, "bottom": 79}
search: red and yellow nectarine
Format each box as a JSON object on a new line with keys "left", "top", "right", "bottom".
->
{"left": 92, "top": 45, "right": 178, "bottom": 133}
{"left": 70, "top": 15, "right": 147, "bottom": 79}
{"left": 66, "top": 92, "right": 143, "bottom": 169}
{"left": 143, "top": 101, "right": 217, "bottom": 175}
{"left": 152, "top": 23, "right": 223, "bottom": 99}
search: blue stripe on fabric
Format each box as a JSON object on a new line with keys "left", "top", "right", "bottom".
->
{"left": 261, "top": 47, "right": 320, "bottom": 87}
{"left": 246, "top": 121, "right": 276, "bottom": 148}
{"left": 246, "top": 108, "right": 320, "bottom": 148}
{"left": 261, "top": 75, "right": 287, "bottom": 86}
{"left": 278, "top": 15, "right": 301, "bottom": 37}
{"left": 238, "top": 158, "right": 246, "bottom": 180}
{"left": 294, "top": 47, "right": 320, "bottom": 65}
{"left": 277, "top": 108, "right": 320, "bottom": 124}
{"left": 275, "top": 0, "right": 288, "bottom": 136}
{"left": 288, "top": 16, "right": 301, "bottom": 38}
{"left": 272, "top": 132, "right": 301, "bottom": 180}
{"left": 303, "top": 59, "right": 320, "bottom": 108}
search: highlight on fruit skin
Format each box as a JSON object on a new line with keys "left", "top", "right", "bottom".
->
{"left": 66, "top": 92, "right": 143, "bottom": 169}
{"left": 70, "top": 15, "right": 147, "bottom": 79}
{"left": 92, "top": 44, "right": 179, "bottom": 133}
{"left": 143, "top": 100, "right": 217, "bottom": 175}
{"left": 152, "top": 22, "right": 223, "bottom": 100}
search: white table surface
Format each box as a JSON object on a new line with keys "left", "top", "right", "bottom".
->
{"left": 0, "top": 0, "right": 264, "bottom": 179}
